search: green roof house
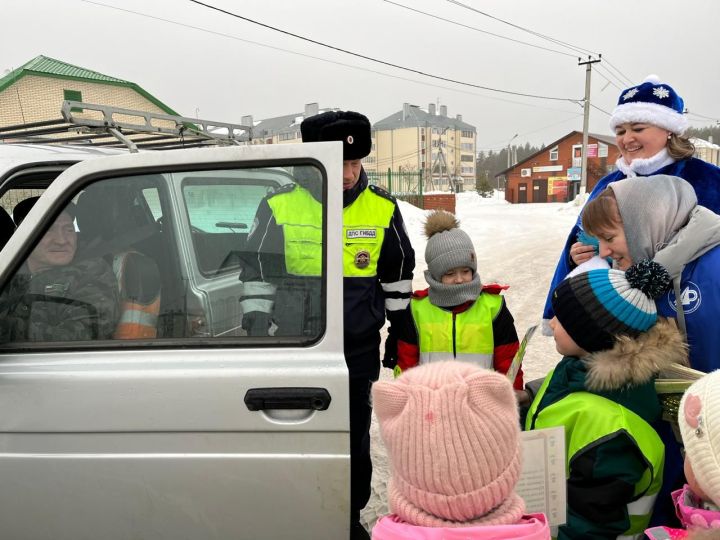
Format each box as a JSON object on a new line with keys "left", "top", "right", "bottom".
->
{"left": 0, "top": 55, "right": 180, "bottom": 127}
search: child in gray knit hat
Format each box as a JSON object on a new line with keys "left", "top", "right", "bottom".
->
{"left": 394, "top": 210, "right": 524, "bottom": 393}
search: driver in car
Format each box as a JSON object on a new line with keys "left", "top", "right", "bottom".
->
{"left": 0, "top": 198, "right": 119, "bottom": 343}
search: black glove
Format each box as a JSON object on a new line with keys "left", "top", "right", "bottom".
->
{"left": 242, "top": 311, "right": 271, "bottom": 337}
{"left": 382, "top": 332, "right": 398, "bottom": 369}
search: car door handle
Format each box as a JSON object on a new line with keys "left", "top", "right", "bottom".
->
{"left": 244, "top": 387, "right": 331, "bottom": 411}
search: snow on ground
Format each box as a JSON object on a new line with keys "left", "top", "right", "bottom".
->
{"left": 361, "top": 190, "right": 582, "bottom": 531}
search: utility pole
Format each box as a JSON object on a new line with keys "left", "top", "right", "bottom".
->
{"left": 578, "top": 55, "right": 601, "bottom": 196}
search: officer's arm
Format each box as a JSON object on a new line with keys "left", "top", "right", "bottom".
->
{"left": 239, "top": 198, "right": 284, "bottom": 335}
{"left": 378, "top": 202, "right": 416, "bottom": 353}
{"left": 559, "top": 432, "right": 649, "bottom": 540}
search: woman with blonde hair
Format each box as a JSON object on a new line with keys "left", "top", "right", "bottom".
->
{"left": 542, "top": 75, "right": 720, "bottom": 329}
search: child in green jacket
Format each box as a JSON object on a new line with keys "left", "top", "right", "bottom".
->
{"left": 526, "top": 261, "right": 687, "bottom": 539}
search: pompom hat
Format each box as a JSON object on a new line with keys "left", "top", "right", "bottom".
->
{"left": 679, "top": 370, "right": 720, "bottom": 508}
{"left": 372, "top": 361, "right": 525, "bottom": 527}
{"left": 551, "top": 260, "right": 670, "bottom": 353}
{"left": 609, "top": 75, "right": 688, "bottom": 135}
{"left": 424, "top": 210, "right": 477, "bottom": 281}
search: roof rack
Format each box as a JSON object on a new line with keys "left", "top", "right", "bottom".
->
{"left": 0, "top": 101, "right": 252, "bottom": 153}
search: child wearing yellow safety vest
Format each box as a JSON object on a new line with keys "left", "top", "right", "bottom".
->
{"left": 395, "top": 210, "right": 523, "bottom": 391}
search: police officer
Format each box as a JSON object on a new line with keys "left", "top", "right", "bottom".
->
{"left": 240, "top": 111, "right": 415, "bottom": 538}
{"left": 0, "top": 199, "right": 119, "bottom": 343}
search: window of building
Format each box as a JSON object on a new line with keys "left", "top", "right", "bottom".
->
{"left": 461, "top": 143, "right": 473, "bottom": 151}
{"left": 460, "top": 155, "right": 473, "bottom": 162}
{"left": 461, "top": 130, "right": 473, "bottom": 138}
{"left": 461, "top": 166, "right": 474, "bottom": 174}
{"left": 63, "top": 89, "right": 83, "bottom": 112}
{"left": 549, "top": 146, "right": 559, "bottom": 161}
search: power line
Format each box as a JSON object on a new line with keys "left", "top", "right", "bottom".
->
{"left": 687, "top": 111, "right": 719, "bottom": 122}
{"left": 184, "top": 0, "right": 579, "bottom": 102}
{"left": 383, "top": 0, "right": 577, "bottom": 58}
{"left": 82, "top": 0, "right": 586, "bottom": 114}
{"left": 478, "top": 112, "right": 584, "bottom": 150}
{"left": 601, "top": 59, "right": 634, "bottom": 86}
{"left": 445, "top": 0, "right": 637, "bottom": 91}
{"left": 446, "top": 0, "right": 597, "bottom": 57}
{"left": 594, "top": 64, "right": 624, "bottom": 91}
{"left": 590, "top": 104, "right": 612, "bottom": 117}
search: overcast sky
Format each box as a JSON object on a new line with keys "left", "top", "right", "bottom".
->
{"left": 3, "top": 0, "right": 719, "bottom": 150}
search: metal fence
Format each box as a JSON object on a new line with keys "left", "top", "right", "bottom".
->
{"left": 366, "top": 170, "right": 424, "bottom": 207}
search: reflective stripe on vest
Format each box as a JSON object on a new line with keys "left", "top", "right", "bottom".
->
{"left": 527, "top": 375, "right": 664, "bottom": 537}
{"left": 112, "top": 252, "right": 160, "bottom": 340}
{"left": 410, "top": 293, "right": 502, "bottom": 369}
{"left": 114, "top": 297, "right": 160, "bottom": 339}
{"left": 342, "top": 188, "right": 395, "bottom": 277}
{"left": 267, "top": 186, "right": 323, "bottom": 277}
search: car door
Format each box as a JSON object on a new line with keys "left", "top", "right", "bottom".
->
{"left": 0, "top": 142, "right": 349, "bottom": 540}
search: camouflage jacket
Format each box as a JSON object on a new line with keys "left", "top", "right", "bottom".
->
{"left": 0, "top": 258, "right": 119, "bottom": 343}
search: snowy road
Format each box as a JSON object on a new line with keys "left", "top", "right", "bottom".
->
{"left": 361, "top": 191, "right": 581, "bottom": 530}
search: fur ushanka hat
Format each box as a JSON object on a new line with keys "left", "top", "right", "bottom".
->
{"left": 300, "top": 110, "right": 371, "bottom": 160}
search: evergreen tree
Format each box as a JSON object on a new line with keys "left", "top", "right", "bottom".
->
{"left": 476, "top": 170, "right": 494, "bottom": 198}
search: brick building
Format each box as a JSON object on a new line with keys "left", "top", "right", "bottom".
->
{"left": 497, "top": 131, "right": 620, "bottom": 204}
{"left": 0, "top": 55, "right": 180, "bottom": 128}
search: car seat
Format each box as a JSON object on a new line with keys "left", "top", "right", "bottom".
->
{"left": 75, "top": 187, "right": 162, "bottom": 339}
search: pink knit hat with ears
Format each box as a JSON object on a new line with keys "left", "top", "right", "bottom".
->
{"left": 372, "top": 361, "right": 525, "bottom": 527}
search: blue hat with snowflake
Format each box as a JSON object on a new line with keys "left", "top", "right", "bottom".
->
{"left": 609, "top": 75, "right": 688, "bottom": 135}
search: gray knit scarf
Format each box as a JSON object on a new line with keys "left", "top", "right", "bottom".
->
{"left": 424, "top": 270, "right": 481, "bottom": 308}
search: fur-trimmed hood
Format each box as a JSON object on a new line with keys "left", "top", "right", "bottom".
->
{"left": 584, "top": 318, "right": 688, "bottom": 392}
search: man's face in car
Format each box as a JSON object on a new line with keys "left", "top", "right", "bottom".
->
{"left": 27, "top": 211, "right": 77, "bottom": 274}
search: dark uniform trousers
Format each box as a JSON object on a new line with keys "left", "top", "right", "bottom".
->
{"left": 345, "top": 332, "right": 381, "bottom": 524}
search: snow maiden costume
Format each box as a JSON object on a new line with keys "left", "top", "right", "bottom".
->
{"left": 543, "top": 75, "right": 720, "bottom": 326}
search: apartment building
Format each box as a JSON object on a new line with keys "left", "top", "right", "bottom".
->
{"left": 240, "top": 103, "right": 338, "bottom": 146}
{"left": 367, "top": 103, "right": 477, "bottom": 191}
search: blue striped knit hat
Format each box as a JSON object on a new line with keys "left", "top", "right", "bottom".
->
{"left": 551, "top": 260, "right": 671, "bottom": 353}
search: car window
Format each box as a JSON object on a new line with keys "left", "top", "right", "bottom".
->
{"left": 1, "top": 188, "right": 46, "bottom": 225}
{"left": 0, "top": 164, "right": 326, "bottom": 348}
{"left": 182, "top": 175, "right": 275, "bottom": 276}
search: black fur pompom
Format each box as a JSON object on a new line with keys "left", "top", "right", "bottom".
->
{"left": 626, "top": 259, "right": 671, "bottom": 299}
